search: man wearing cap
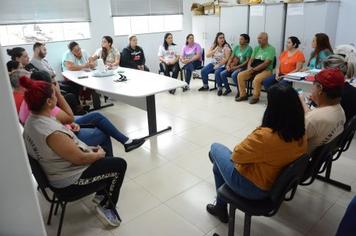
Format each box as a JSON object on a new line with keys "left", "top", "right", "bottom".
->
{"left": 300, "top": 68, "right": 346, "bottom": 153}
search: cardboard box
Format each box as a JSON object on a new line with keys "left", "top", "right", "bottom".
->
{"left": 203, "top": 3, "right": 220, "bottom": 15}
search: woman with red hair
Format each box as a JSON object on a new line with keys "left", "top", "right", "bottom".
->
{"left": 21, "top": 76, "right": 126, "bottom": 227}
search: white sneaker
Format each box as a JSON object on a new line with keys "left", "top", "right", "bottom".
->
{"left": 96, "top": 205, "right": 121, "bottom": 227}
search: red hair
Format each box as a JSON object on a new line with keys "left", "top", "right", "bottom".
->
{"left": 19, "top": 76, "right": 53, "bottom": 112}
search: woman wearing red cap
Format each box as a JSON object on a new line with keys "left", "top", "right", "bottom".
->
{"left": 300, "top": 68, "right": 346, "bottom": 153}
{"left": 21, "top": 76, "right": 126, "bottom": 227}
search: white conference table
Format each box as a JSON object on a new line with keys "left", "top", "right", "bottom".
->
{"left": 62, "top": 67, "right": 187, "bottom": 137}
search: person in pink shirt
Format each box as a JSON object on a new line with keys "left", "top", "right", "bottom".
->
{"left": 180, "top": 34, "right": 202, "bottom": 91}
{"left": 20, "top": 71, "right": 145, "bottom": 155}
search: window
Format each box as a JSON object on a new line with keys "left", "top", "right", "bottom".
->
{"left": 113, "top": 15, "right": 183, "bottom": 36}
{"left": 0, "top": 22, "right": 90, "bottom": 46}
{"left": 0, "top": 0, "right": 91, "bottom": 46}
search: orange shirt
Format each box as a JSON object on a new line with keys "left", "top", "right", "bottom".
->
{"left": 231, "top": 127, "right": 307, "bottom": 191}
{"left": 279, "top": 50, "right": 305, "bottom": 75}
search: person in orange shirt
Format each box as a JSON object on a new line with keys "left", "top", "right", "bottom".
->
{"left": 206, "top": 83, "right": 307, "bottom": 223}
{"left": 263, "top": 36, "right": 305, "bottom": 90}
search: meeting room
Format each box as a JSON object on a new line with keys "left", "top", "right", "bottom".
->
{"left": 1, "top": 0, "right": 356, "bottom": 236}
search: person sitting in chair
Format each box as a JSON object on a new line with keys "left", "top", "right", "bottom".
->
{"left": 158, "top": 33, "right": 180, "bottom": 94}
{"left": 236, "top": 32, "right": 276, "bottom": 104}
{"left": 299, "top": 68, "right": 346, "bottom": 153}
{"left": 91, "top": 36, "right": 121, "bottom": 69}
{"left": 19, "top": 71, "right": 145, "bottom": 154}
{"left": 21, "top": 76, "right": 126, "bottom": 227}
{"left": 121, "top": 35, "right": 149, "bottom": 71}
{"left": 207, "top": 83, "right": 306, "bottom": 223}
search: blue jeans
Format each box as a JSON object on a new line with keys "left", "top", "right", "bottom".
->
{"left": 182, "top": 60, "right": 202, "bottom": 85}
{"left": 219, "top": 68, "right": 242, "bottom": 90}
{"left": 263, "top": 74, "right": 292, "bottom": 90}
{"left": 210, "top": 143, "right": 268, "bottom": 208}
{"left": 336, "top": 196, "right": 356, "bottom": 236}
{"left": 76, "top": 128, "right": 113, "bottom": 157}
{"left": 75, "top": 112, "right": 129, "bottom": 156}
{"left": 201, "top": 63, "right": 225, "bottom": 86}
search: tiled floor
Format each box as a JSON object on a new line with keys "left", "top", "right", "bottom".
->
{"left": 37, "top": 79, "right": 356, "bottom": 236}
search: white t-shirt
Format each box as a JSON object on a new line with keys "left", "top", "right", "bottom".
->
{"left": 306, "top": 104, "right": 346, "bottom": 153}
{"left": 158, "top": 45, "right": 179, "bottom": 63}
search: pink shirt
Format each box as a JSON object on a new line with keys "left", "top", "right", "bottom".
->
{"left": 19, "top": 103, "right": 61, "bottom": 124}
{"left": 181, "top": 43, "right": 202, "bottom": 61}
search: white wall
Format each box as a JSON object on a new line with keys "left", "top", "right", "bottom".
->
{"left": 335, "top": 0, "right": 356, "bottom": 46}
{"left": 2, "top": 0, "right": 193, "bottom": 78}
{"left": 0, "top": 46, "right": 46, "bottom": 235}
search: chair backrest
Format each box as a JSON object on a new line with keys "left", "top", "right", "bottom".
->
{"left": 28, "top": 155, "right": 50, "bottom": 190}
{"left": 337, "top": 114, "right": 356, "bottom": 153}
{"left": 201, "top": 48, "right": 205, "bottom": 66}
{"left": 300, "top": 136, "right": 341, "bottom": 185}
{"left": 269, "top": 154, "right": 309, "bottom": 204}
{"left": 272, "top": 56, "right": 277, "bottom": 69}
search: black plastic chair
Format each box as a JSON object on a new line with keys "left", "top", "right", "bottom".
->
{"left": 315, "top": 115, "right": 356, "bottom": 191}
{"left": 28, "top": 156, "right": 109, "bottom": 236}
{"left": 158, "top": 63, "right": 183, "bottom": 81}
{"left": 300, "top": 135, "right": 342, "bottom": 186}
{"left": 215, "top": 154, "right": 309, "bottom": 236}
{"left": 192, "top": 48, "right": 205, "bottom": 79}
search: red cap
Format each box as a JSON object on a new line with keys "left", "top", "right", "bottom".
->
{"left": 315, "top": 68, "right": 345, "bottom": 89}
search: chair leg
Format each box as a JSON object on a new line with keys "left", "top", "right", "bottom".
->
{"left": 228, "top": 205, "right": 236, "bottom": 236}
{"left": 243, "top": 214, "right": 251, "bottom": 236}
{"left": 54, "top": 202, "right": 60, "bottom": 215}
{"left": 57, "top": 202, "right": 67, "bottom": 236}
{"left": 47, "top": 193, "right": 56, "bottom": 225}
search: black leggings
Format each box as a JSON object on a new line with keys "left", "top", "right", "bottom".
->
{"left": 160, "top": 62, "right": 180, "bottom": 79}
{"left": 56, "top": 157, "right": 127, "bottom": 209}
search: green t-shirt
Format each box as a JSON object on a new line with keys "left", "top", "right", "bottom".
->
{"left": 251, "top": 44, "right": 276, "bottom": 71}
{"left": 232, "top": 45, "right": 253, "bottom": 65}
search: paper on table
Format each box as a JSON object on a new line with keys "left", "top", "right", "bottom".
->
{"left": 286, "top": 72, "right": 310, "bottom": 79}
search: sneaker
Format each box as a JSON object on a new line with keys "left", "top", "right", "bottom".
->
{"left": 169, "top": 89, "right": 176, "bottom": 95}
{"left": 182, "top": 86, "right": 190, "bottom": 92}
{"left": 249, "top": 97, "right": 259, "bottom": 104}
{"left": 217, "top": 89, "right": 222, "bottom": 96}
{"left": 96, "top": 206, "right": 121, "bottom": 227}
{"left": 222, "top": 89, "right": 232, "bottom": 96}
{"left": 235, "top": 95, "right": 248, "bottom": 102}
{"left": 206, "top": 203, "right": 228, "bottom": 223}
{"left": 124, "top": 138, "right": 145, "bottom": 152}
{"left": 92, "top": 194, "right": 105, "bottom": 205}
{"left": 198, "top": 86, "right": 209, "bottom": 91}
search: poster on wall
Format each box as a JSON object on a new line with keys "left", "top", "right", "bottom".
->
{"left": 288, "top": 3, "right": 304, "bottom": 16}
{"left": 250, "top": 5, "right": 265, "bottom": 16}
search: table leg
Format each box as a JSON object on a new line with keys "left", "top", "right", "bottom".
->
{"left": 143, "top": 95, "right": 172, "bottom": 138}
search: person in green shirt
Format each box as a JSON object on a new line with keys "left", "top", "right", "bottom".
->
{"left": 218, "top": 34, "right": 253, "bottom": 97}
{"left": 236, "top": 32, "right": 276, "bottom": 104}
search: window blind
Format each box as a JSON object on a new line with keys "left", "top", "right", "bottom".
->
{"left": 0, "top": 0, "right": 91, "bottom": 25}
{"left": 110, "top": 0, "right": 183, "bottom": 16}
